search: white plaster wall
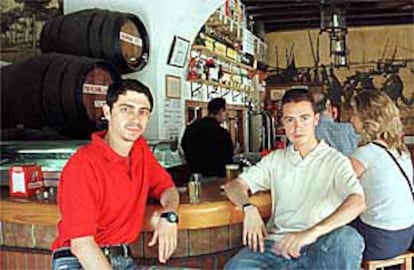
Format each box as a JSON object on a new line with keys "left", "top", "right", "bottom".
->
{"left": 65, "top": 0, "right": 223, "bottom": 140}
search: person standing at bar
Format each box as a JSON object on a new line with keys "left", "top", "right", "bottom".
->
{"left": 181, "top": 97, "right": 234, "bottom": 177}
{"left": 312, "top": 90, "right": 359, "bottom": 156}
{"left": 349, "top": 90, "right": 414, "bottom": 260}
{"left": 51, "top": 79, "right": 180, "bottom": 269}
{"left": 224, "top": 88, "right": 366, "bottom": 269}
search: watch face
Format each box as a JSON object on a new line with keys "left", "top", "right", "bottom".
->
{"left": 168, "top": 213, "right": 177, "bottom": 222}
{"left": 161, "top": 212, "right": 178, "bottom": 223}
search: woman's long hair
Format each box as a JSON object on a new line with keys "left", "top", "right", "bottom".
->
{"left": 351, "top": 90, "right": 408, "bottom": 155}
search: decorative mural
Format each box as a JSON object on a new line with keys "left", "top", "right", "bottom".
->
{"left": 265, "top": 25, "right": 414, "bottom": 134}
{"left": 1, "top": 0, "right": 62, "bottom": 62}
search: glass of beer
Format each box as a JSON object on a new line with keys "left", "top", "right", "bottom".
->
{"left": 188, "top": 173, "right": 202, "bottom": 204}
{"left": 225, "top": 164, "right": 240, "bottom": 182}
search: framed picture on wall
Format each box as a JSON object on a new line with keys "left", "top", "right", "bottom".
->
{"left": 167, "top": 36, "right": 190, "bottom": 68}
{"left": 269, "top": 87, "right": 286, "bottom": 101}
{"left": 165, "top": 75, "right": 181, "bottom": 99}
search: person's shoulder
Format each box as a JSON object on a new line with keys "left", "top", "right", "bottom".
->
{"left": 327, "top": 121, "right": 357, "bottom": 139}
{"left": 133, "top": 136, "right": 152, "bottom": 152}
{"left": 219, "top": 124, "right": 230, "bottom": 133}
{"left": 331, "top": 121, "right": 355, "bottom": 133}
{"left": 318, "top": 115, "right": 332, "bottom": 124}
{"left": 217, "top": 126, "right": 231, "bottom": 140}
{"left": 134, "top": 136, "right": 147, "bottom": 145}
{"left": 263, "top": 147, "right": 288, "bottom": 161}
{"left": 193, "top": 118, "right": 204, "bottom": 125}
{"left": 187, "top": 118, "right": 204, "bottom": 130}
{"left": 356, "top": 143, "right": 377, "bottom": 152}
{"left": 351, "top": 143, "right": 379, "bottom": 165}
{"left": 322, "top": 147, "right": 355, "bottom": 172}
{"left": 200, "top": 117, "right": 217, "bottom": 126}
{"left": 70, "top": 142, "right": 100, "bottom": 161}
{"left": 317, "top": 116, "right": 338, "bottom": 133}
{"left": 320, "top": 141, "right": 348, "bottom": 158}
{"left": 62, "top": 143, "right": 98, "bottom": 173}
{"left": 337, "top": 121, "right": 354, "bottom": 130}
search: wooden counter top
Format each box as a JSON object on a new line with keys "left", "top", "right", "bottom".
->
{"left": 0, "top": 180, "right": 271, "bottom": 231}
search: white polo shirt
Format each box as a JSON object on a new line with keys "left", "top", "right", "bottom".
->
{"left": 240, "top": 140, "right": 364, "bottom": 242}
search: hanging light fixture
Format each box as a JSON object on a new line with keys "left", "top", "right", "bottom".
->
{"left": 320, "top": 1, "right": 348, "bottom": 67}
{"left": 320, "top": 6, "right": 347, "bottom": 33}
{"left": 330, "top": 31, "right": 347, "bottom": 67}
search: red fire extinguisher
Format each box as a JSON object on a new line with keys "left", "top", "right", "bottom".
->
{"left": 187, "top": 57, "right": 198, "bottom": 80}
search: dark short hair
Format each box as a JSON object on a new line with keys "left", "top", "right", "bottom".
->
{"left": 208, "top": 98, "right": 226, "bottom": 115}
{"left": 314, "top": 93, "right": 328, "bottom": 113}
{"left": 282, "top": 88, "right": 316, "bottom": 112}
{"left": 106, "top": 79, "right": 154, "bottom": 111}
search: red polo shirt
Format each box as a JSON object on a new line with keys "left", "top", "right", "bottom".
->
{"left": 51, "top": 131, "right": 175, "bottom": 250}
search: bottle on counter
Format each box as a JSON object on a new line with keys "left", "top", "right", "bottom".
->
{"left": 188, "top": 173, "right": 202, "bottom": 204}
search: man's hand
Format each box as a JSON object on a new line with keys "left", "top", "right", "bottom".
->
{"left": 148, "top": 217, "right": 178, "bottom": 263}
{"left": 272, "top": 230, "right": 317, "bottom": 259}
{"left": 243, "top": 206, "right": 267, "bottom": 253}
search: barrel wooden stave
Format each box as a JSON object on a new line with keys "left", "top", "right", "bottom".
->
{"left": 1, "top": 54, "right": 56, "bottom": 129}
{"left": 40, "top": 9, "right": 149, "bottom": 73}
{"left": 1, "top": 53, "right": 120, "bottom": 139}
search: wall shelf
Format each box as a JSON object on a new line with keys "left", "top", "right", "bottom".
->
{"left": 192, "top": 45, "right": 255, "bottom": 71}
{"left": 189, "top": 78, "right": 252, "bottom": 93}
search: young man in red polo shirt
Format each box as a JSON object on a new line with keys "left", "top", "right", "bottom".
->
{"left": 51, "top": 79, "right": 179, "bottom": 269}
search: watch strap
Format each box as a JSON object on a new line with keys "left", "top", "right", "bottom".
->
{"left": 242, "top": 202, "right": 255, "bottom": 211}
{"left": 160, "top": 211, "right": 179, "bottom": 223}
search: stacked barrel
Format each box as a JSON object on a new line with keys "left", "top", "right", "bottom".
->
{"left": 1, "top": 9, "right": 150, "bottom": 139}
{"left": 40, "top": 9, "right": 150, "bottom": 73}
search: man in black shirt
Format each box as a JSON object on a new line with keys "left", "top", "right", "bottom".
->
{"left": 181, "top": 98, "right": 234, "bottom": 177}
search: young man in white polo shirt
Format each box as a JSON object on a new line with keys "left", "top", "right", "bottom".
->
{"left": 224, "top": 88, "right": 366, "bottom": 269}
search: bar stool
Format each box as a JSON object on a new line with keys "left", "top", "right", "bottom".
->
{"left": 362, "top": 251, "right": 413, "bottom": 270}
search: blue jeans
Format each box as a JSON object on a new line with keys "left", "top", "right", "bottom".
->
{"left": 51, "top": 248, "right": 137, "bottom": 270}
{"left": 224, "top": 226, "right": 364, "bottom": 270}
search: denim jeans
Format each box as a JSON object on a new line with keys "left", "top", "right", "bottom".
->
{"left": 51, "top": 248, "right": 137, "bottom": 270}
{"left": 224, "top": 226, "right": 364, "bottom": 270}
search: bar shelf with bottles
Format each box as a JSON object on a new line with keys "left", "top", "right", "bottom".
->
{"left": 187, "top": 3, "right": 266, "bottom": 100}
{"left": 188, "top": 39, "right": 255, "bottom": 95}
{"left": 190, "top": 78, "right": 252, "bottom": 94}
{"left": 191, "top": 45, "right": 254, "bottom": 71}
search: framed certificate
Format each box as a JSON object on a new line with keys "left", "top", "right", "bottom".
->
{"left": 165, "top": 75, "right": 181, "bottom": 99}
{"left": 167, "top": 36, "right": 190, "bottom": 68}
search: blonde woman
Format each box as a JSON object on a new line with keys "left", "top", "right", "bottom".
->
{"left": 350, "top": 89, "right": 414, "bottom": 260}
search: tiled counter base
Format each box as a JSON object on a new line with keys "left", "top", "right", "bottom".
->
{"left": 1, "top": 248, "right": 52, "bottom": 269}
{"left": 1, "top": 222, "right": 244, "bottom": 269}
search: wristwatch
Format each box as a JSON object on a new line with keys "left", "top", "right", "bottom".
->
{"left": 242, "top": 202, "right": 255, "bottom": 212}
{"left": 160, "top": 211, "right": 179, "bottom": 223}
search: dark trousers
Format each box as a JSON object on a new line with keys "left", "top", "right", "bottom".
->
{"left": 351, "top": 218, "right": 414, "bottom": 260}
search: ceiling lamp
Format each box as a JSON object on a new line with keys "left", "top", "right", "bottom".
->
{"left": 320, "top": 3, "right": 348, "bottom": 67}
{"left": 320, "top": 6, "right": 346, "bottom": 32}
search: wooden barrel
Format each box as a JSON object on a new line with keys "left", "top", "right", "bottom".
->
{"left": 1, "top": 53, "right": 121, "bottom": 139}
{"left": 40, "top": 9, "right": 149, "bottom": 74}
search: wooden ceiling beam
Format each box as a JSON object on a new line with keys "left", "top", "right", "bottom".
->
{"left": 240, "top": 0, "right": 413, "bottom": 33}
{"left": 255, "top": 11, "right": 413, "bottom": 23}
{"left": 248, "top": 3, "right": 413, "bottom": 18}
{"left": 264, "top": 16, "right": 413, "bottom": 32}
{"left": 243, "top": 0, "right": 411, "bottom": 5}
{"left": 246, "top": 2, "right": 320, "bottom": 11}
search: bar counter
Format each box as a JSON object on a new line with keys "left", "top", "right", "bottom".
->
{"left": 0, "top": 179, "right": 271, "bottom": 269}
